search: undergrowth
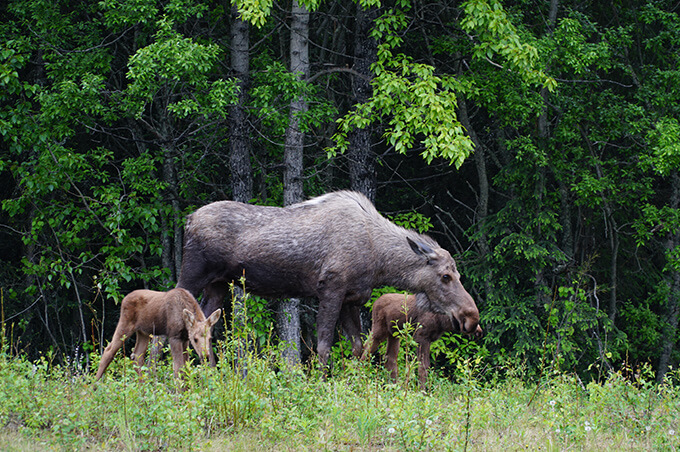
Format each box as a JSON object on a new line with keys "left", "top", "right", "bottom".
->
{"left": 0, "top": 289, "right": 679, "bottom": 451}
{"left": 1, "top": 337, "right": 679, "bottom": 450}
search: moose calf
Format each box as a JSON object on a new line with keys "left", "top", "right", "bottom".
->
{"left": 362, "top": 293, "right": 482, "bottom": 387}
{"left": 95, "top": 288, "right": 221, "bottom": 380}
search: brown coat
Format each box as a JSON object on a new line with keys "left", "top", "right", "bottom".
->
{"left": 95, "top": 288, "right": 221, "bottom": 380}
{"left": 363, "top": 293, "right": 482, "bottom": 387}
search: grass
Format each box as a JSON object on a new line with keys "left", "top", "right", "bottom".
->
{"left": 0, "top": 284, "right": 677, "bottom": 451}
{"left": 0, "top": 335, "right": 679, "bottom": 452}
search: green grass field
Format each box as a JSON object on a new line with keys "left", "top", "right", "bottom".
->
{"left": 0, "top": 335, "right": 678, "bottom": 452}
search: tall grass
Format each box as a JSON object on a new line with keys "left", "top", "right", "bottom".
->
{"left": 0, "top": 298, "right": 679, "bottom": 450}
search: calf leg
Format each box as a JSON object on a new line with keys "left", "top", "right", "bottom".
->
{"left": 361, "top": 330, "right": 381, "bottom": 361}
{"left": 385, "top": 336, "right": 401, "bottom": 381}
{"left": 417, "top": 340, "right": 432, "bottom": 388}
{"left": 362, "top": 328, "right": 388, "bottom": 361}
{"left": 169, "top": 337, "right": 188, "bottom": 378}
{"left": 147, "top": 335, "right": 165, "bottom": 368}
{"left": 362, "top": 307, "right": 391, "bottom": 360}
{"left": 95, "top": 325, "right": 130, "bottom": 380}
{"left": 132, "top": 332, "right": 151, "bottom": 377}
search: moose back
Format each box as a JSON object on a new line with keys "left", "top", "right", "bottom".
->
{"left": 176, "top": 190, "right": 479, "bottom": 364}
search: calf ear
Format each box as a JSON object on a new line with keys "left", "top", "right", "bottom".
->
{"left": 407, "top": 237, "right": 437, "bottom": 261}
{"left": 207, "top": 309, "right": 222, "bottom": 328}
{"left": 183, "top": 309, "right": 196, "bottom": 328}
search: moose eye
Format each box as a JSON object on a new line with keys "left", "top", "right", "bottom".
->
{"left": 442, "top": 274, "right": 452, "bottom": 283}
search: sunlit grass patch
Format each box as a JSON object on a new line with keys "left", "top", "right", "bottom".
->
{"left": 2, "top": 307, "right": 680, "bottom": 451}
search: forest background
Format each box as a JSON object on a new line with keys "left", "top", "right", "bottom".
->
{"left": 0, "top": 0, "right": 679, "bottom": 383}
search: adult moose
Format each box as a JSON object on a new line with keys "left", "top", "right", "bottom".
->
{"left": 176, "top": 190, "right": 479, "bottom": 365}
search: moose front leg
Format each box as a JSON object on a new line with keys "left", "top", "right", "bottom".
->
{"left": 316, "top": 291, "right": 345, "bottom": 366}
{"left": 340, "top": 304, "right": 363, "bottom": 358}
{"left": 201, "top": 281, "right": 230, "bottom": 318}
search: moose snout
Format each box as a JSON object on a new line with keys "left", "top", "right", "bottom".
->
{"left": 461, "top": 315, "right": 480, "bottom": 335}
{"left": 457, "top": 303, "right": 480, "bottom": 336}
{"left": 449, "top": 285, "right": 480, "bottom": 336}
{"left": 467, "top": 324, "right": 483, "bottom": 339}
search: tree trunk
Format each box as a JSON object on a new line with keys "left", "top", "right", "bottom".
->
{"left": 283, "top": 0, "right": 309, "bottom": 208}
{"left": 347, "top": 4, "right": 378, "bottom": 336}
{"left": 279, "top": 0, "right": 310, "bottom": 366}
{"left": 657, "top": 171, "right": 680, "bottom": 382}
{"left": 534, "top": 0, "right": 559, "bottom": 308}
{"left": 161, "top": 144, "right": 181, "bottom": 282}
{"left": 457, "top": 94, "right": 492, "bottom": 300}
{"left": 229, "top": 5, "right": 253, "bottom": 203}
{"left": 224, "top": 4, "right": 254, "bottom": 377}
{"left": 347, "top": 4, "right": 378, "bottom": 203}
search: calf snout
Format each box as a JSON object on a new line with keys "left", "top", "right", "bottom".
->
{"left": 206, "top": 350, "right": 217, "bottom": 367}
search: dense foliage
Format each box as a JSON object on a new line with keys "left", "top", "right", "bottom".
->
{"left": 0, "top": 0, "right": 679, "bottom": 382}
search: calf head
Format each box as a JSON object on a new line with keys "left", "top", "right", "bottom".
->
{"left": 408, "top": 238, "right": 480, "bottom": 335}
{"left": 182, "top": 308, "right": 222, "bottom": 366}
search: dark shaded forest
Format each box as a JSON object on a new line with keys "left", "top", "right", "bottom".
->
{"left": 0, "top": 0, "right": 679, "bottom": 381}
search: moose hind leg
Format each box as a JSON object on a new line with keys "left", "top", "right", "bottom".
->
{"left": 201, "top": 280, "right": 230, "bottom": 318}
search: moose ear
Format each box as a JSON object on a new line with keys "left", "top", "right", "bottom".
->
{"left": 207, "top": 309, "right": 221, "bottom": 327}
{"left": 407, "top": 237, "right": 437, "bottom": 261}
{"left": 183, "top": 309, "right": 196, "bottom": 328}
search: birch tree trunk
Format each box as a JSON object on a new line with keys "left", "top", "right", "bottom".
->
{"left": 229, "top": 5, "right": 253, "bottom": 203}
{"left": 225, "top": 5, "right": 254, "bottom": 376}
{"left": 348, "top": 4, "right": 377, "bottom": 203}
{"left": 279, "top": 0, "right": 309, "bottom": 366}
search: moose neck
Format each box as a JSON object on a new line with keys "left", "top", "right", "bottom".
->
{"left": 373, "top": 227, "right": 430, "bottom": 292}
